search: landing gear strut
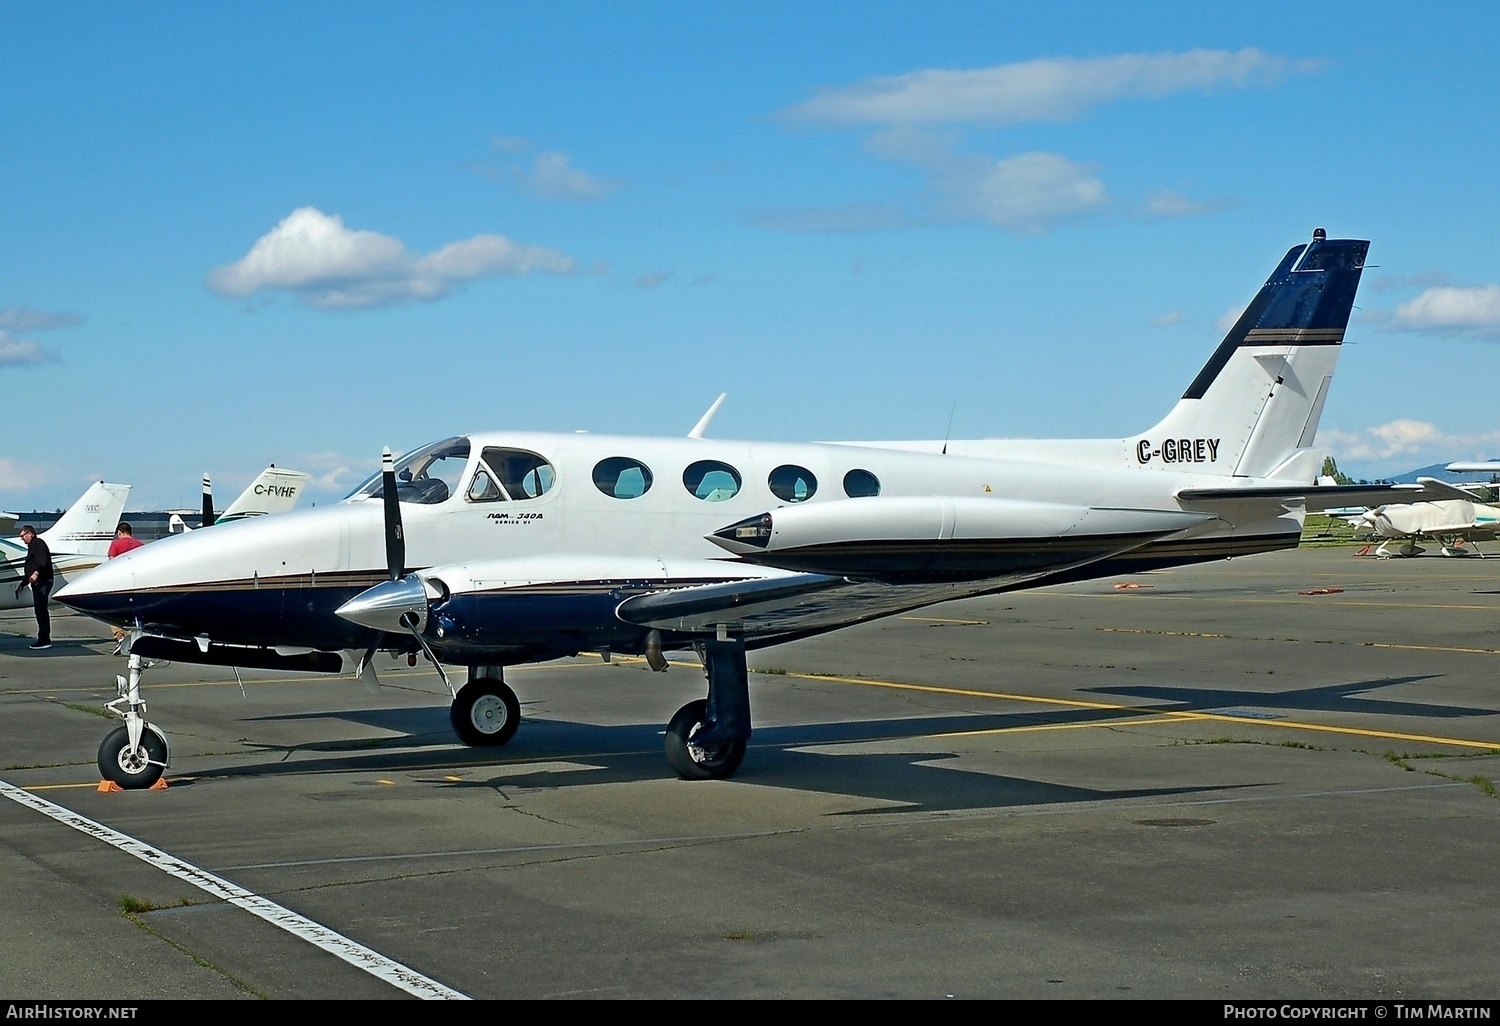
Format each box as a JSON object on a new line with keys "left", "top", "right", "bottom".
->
{"left": 450, "top": 665, "right": 521, "bottom": 747}
{"left": 664, "top": 637, "right": 749, "bottom": 780}
{"left": 99, "top": 648, "right": 171, "bottom": 789}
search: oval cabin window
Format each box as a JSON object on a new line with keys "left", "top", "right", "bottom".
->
{"left": 683, "top": 460, "right": 742, "bottom": 502}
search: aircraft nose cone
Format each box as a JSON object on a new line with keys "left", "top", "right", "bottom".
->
{"left": 335, "top": 576, "right": 429, "bottom": 634}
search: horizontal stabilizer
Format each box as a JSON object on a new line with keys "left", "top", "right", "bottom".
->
{"left": 1176, "top": 479, "right": 1471, "bottom": 512}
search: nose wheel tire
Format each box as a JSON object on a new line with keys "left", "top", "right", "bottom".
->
{"left": 664, "top": 699, "right": 746, "bottom": 780}
{"left": 98, "top": 725, "right": 168, "bottom": 789}
{"left": 450, "top": 680, "right": 521, "bottom": 747}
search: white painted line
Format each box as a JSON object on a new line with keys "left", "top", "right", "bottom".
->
{"left": 0, "top": 778, "right": 468, "bottom": 1000}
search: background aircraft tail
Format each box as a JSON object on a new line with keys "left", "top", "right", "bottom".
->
{"left": 41, "top": 482, "right": 131, "bottom": 556}
{"left": 1138, "top": 229, "right": 1368, "bottom": 480}
{"left": 219, "top": 465, "right": 310, "bottom": 523}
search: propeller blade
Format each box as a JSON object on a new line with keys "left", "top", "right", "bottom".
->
{"left": 382, "top": 447, "right": 404, "bottom": 580}
{"left": 201, "top": 474, "right": 215, "bottom": 528}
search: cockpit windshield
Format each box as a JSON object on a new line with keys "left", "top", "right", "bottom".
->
{"left": 345, "top": 436, "right": 473, "bottom": 505}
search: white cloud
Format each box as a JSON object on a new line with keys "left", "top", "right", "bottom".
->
{"left": 863, "top": 128, "right": 1107, "bottom": 232}
{"left": 1320, "top": 420, "right": 1500, "bottom": 465}
{"left": 208, "top": 207, "right": 576, "bottom": 310}
{"left": 1215, "top": 305, "right": 1247, "bottom": 335}
{"left": 0, "top": 456, "right": 56, "bottom": 492}
{"left": 782, "top": 48, "right": 1322, "bottom": 126}
{"left": 942, "top": 151, "right": 1106, "bottom": 231}
{"left": 472, "top": 139, "right": 624, "bottom": 201}
{"left": 1140, "top": 190, "right": 1231, "bottom": 220}
{"left": 524, "top": 151, "right": 623, "bottom": 201}
{"left": 634, "top": 271, "right": 672, "bottom": 289}
{"left": 0, "top": 308, "right": 83, "bottom": 331}
{"left": 0, "top": 331, "right": 61, "bottom": 367}
{"left": 1368, "top": 271, "right": 1449, "bottom": 293}
{"left": 293, "top": 451, "right": 365, "bottom": 498}
{"left": 1388, "top": 285, "right": 1500, "bottom": 337}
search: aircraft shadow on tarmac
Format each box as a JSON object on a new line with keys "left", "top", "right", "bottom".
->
{"left": 1082, "top": 674, "right": 1496, "bottom": 720}
{"left": 189, "top": 702, "right": 1255, "bottom": 814}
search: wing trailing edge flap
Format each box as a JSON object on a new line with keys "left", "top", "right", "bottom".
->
{"left": 1177, "top": 478, "right": 1476, "bottom": 513}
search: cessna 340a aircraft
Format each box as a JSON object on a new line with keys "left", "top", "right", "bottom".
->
{"left": 59, "top": 230, "right": 1447, "bottom": 788}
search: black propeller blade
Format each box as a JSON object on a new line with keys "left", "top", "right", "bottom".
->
{"left": 382, "top": 447, "right": 405, "bottom": 580}
{"left": 201, "top": 474, "right": 215, "bottom": 529}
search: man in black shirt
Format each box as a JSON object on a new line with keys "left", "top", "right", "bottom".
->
{"left": 18, "top": 525, "right": 53, "bottom": 650}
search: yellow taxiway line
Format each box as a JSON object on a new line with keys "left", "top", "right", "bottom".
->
{"left": 772, "top": 671, "right": 1500, "bottom": 751}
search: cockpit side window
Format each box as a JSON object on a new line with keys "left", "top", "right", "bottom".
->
{"left": 474, "top": 448, "right": 556, "bottom": 502}
{"left": 467, "top": 469, "right": 503, "bottom": 502}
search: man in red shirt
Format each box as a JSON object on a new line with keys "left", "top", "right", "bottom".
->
{"left": 107, "top": 522, "right": 145, "bottom": 559}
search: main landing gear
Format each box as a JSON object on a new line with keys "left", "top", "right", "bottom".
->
{"left": 664, "top": 637, "right": 750, "bottom": 781}
{"left": 98, "top": 648, "right": 171, "bottom": 789}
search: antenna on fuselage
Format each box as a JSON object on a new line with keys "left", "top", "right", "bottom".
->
{"left": 941, "top": 400, "right": 957, "bottom": 456}
{"left": 688, "top": 393, "right": 727, "bottom": 439}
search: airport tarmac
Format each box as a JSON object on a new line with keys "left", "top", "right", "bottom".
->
{"left": 2, "top": 546, "right": 1498, "bottom": 1000}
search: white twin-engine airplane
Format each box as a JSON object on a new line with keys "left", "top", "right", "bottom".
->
{"left": 167, "top": 465, "right": 311, "bottom": 533}
{"left": 59, "top": 230, "right": 1444, "bottom": 789}
{"left": 1, "top": 481, "right": 131, "bottom": 608}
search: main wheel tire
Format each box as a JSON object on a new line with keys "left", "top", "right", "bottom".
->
{"left": 664, "top": 699, "right": 746, "bottom": 781}
{"left": 450, "top": 680, "right": 521, "bottom": 747}
{"left": 98, "top": 725, "right": 167, "bottom": 789}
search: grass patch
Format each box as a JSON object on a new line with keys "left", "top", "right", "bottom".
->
{"left": 61, "top": 701, "right": 113, "bottom": 719}
{"left": 1468, "top": 776, "right": 1497, "bottom": 799}
{"left": 118, "top": 896, "right": 265, "bottom": 997}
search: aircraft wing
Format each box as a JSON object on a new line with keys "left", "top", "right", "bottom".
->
{"left": 1176, "top": 478, "right": 1472, "bottom": 512}
{"left": 616, "top": 573, "right": 1004, "bottom": 638}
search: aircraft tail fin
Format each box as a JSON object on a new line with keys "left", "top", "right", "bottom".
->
{"left": 219, "top": 466, "right": 310, "bottom": 523}
{"left": 41, "top": 482, "right": 131, "bottom": 556}
{"left": 1138, "top": 229, "right": 1368, "bottom": 480}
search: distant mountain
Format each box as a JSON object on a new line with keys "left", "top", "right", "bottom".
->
{"left": 1388, "top": 462, "right": 1500, "bottom": 485}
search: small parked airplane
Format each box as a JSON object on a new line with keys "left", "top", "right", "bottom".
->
{"left": 167, "top": 465, "right": 311, "bottom": 533}
{"left": 60, "top": 229, "right": 1452, "bottom": 788}
{"left": 1, "top": 481, "right": 131, "bottom": 608}
{"left": 1351, "top": 491, "right": 1500, "bottom": 557}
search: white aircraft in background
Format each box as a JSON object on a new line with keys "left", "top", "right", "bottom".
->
{"left": 61, "top": 229, "right": 1451, "bottom": 789}
{"left": 1, "top": 482, "right": 131, "bottom": 609}
{"left": 167, "top": 465, "right": 311, "bottom": 533}
{"left": 1348, "top": 486, "right": 1500, "bottom": 557}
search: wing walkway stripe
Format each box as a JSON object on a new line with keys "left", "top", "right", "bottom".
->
{"left": 0, "top": 779, "right": 468, "bottom": 1000}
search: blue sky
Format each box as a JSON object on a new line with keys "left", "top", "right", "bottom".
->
{"left": 3, "top": 2, "right": 1499, "bottom": 509}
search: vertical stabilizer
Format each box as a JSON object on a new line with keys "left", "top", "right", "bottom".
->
{"left": 41, "top": 482, "right": 131, "bottom": 557}
{"left": 220, "top": 466, "right": 311, "bottom": 522}
{"left": 1136, "top": 230, "right": 1367, "bottom": 479}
